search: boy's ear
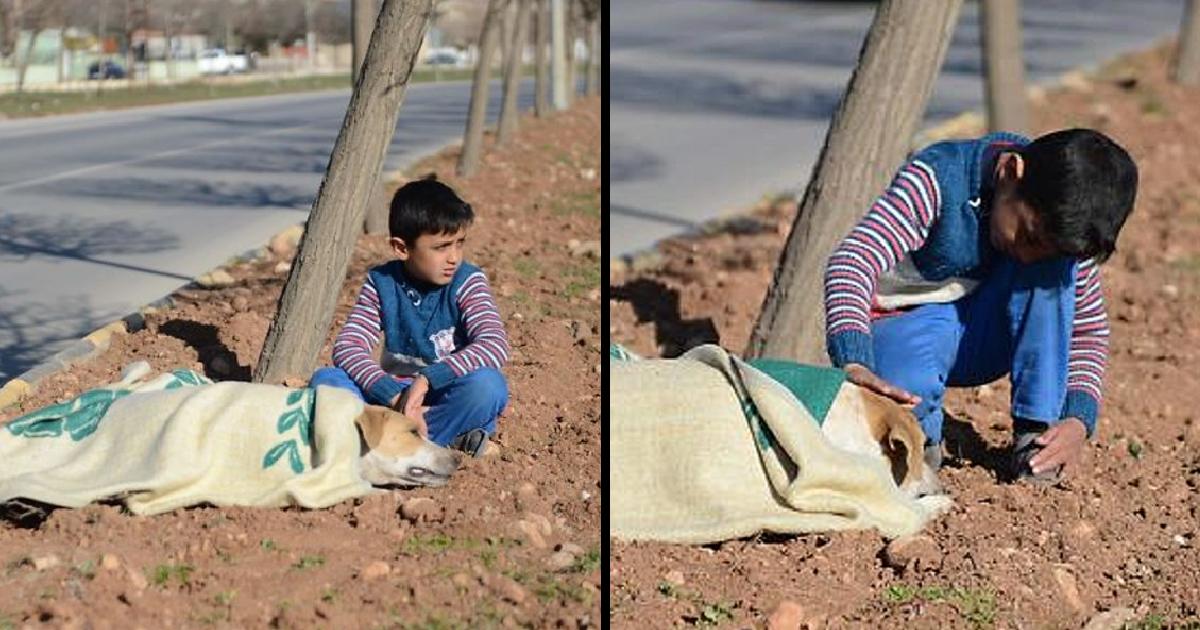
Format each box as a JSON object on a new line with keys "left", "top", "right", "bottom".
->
{"left": 998, "top": 151, "right": 1025, "bottom": 182}
{"left": 389, "top": 236, "right": 410, "bottom": 260}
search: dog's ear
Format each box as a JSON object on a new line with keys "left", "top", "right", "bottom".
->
{"left": 357, "top": 405, "right": 392, "bottom": 450}
{"left": 859, "top": 389, "right": 928, "bottom": 485}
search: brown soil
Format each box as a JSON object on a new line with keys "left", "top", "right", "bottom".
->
{"left": 0, "top": 98, "right": 601, "bottom": 628}
{"left": 610, "top": 45, "right": 1200, "bottom": 628}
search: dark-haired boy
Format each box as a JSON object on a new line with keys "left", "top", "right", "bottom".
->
{"left": 823, "top": 128, "right": 1138, "bottom": 482}
{"left": 311, "top": 178, "right": 509, "bottom": 458}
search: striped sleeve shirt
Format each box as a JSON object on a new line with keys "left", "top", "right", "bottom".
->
{"left": 823, "top": 159, "right": 1108, "bottom": 422}
{"left": 332, "top": 271, "right": 510, "bottom": 402}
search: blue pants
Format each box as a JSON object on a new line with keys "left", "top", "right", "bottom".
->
{"left": 310, "top": 367, "right": 508, "bottom": 447}
{"left": 871, "top": 256, "right": 1076, "bottom": 445}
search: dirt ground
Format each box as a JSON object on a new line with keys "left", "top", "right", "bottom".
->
{"left": 0, "top": 98, "right": 600, "bottom": 628}
{"left": 610, "top": 44, "right": 1200, "bottom": 628}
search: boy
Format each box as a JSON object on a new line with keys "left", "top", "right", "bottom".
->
{"left": 311, "top": 177, "right": 509, "bottom": 457}
{"left": 824, "top": 128, "right": 1137, "bottom": 482}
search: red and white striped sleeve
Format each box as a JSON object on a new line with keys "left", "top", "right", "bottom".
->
{"left": 1065, "top": 258, "right": 1108, "bottom": 413}
{"left": 444, "top": 270, "right": 510, "bottom": 375}
{"left": 331, "top": 276, "right": 409, "bottom": 398}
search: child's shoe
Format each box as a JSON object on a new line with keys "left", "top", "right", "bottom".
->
{"left": 448, "top": 429, "right": 489, "bottom": 458}
{"left": 1010, "top": 420, "right": 1061, "bottom": 484}
{"left": 923, "top": 442, "right": 943, "bottom": 472}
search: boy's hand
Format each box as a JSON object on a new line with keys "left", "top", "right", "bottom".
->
{"left": 843, "top": 363, "right": 922, "bottom": 407}
{"left": 1029, "top": 417, "right": 1087, "bottom": 477}
{"left": 396, "top": 375, "right": 431, "bottom": 437}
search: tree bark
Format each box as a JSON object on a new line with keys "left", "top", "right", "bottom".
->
{"left": 352, "top": 0, "right": 376, "bottom": 84}
{"left": 585, "top": 15, "right": 598, "bottom": 96}
{"left": 534, "top": 0, "right": 550, "bottom": 116}
{"left": 455, "top": 0, "right": 506, "bottom": 177}
{"left": 981, "top": 0, "right": 1027, "bottom": 133}
{"left": 563, "top": 0, "right": 576, "bottom": 106}
{"left": 550, "top": 0, "right": 567, "bottom": 109}
{"left": 497, "top": 0, "right": 530, "bottom": 145}
{"left": 745, "top": 0, "right": 963, "bottom": 364}
{"left": 1176, "top": 0, "right": 1200, "bottom": 84}
{"left": 16, "top": 29, "right": 41, "bottom": 93}
{"left": 254, "top": 0, "right": 435, "bottom": 384}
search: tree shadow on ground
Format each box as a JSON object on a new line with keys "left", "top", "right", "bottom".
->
{"left": 942, "top": 410, "right": 1012, "bottom": 481}
{"left": 158, "top": 319, "right": 250, "bottom": 382}
{"left": 610, "top": 278, "right": 720, "bottom": 357}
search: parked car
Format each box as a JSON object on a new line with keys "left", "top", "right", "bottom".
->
{"left": 87, "top": 60, "right": 126, "bottom": 80}
{"left": 424, "top": 48, "right": 467, "bottom": 68}
{"left": 197, "top": 49, "right": 248, "bottom": 75}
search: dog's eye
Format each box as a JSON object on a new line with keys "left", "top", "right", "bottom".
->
{"left": 411, "top": 428, "right": 421, "bottom": 437}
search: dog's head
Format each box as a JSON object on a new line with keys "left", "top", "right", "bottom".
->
{"left": 854, "top": 388, "right": 943, "bottom": 498}
{"left": 355, "top": 405, "right": 461, "bottom": 487}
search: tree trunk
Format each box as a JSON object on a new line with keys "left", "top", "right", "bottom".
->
{"left": 745, "top": 0, "right": 963, "bottom": 364}
{"left": 1176, "top": 0, "right": 1200, "bottom": 84}
{"left": 455, "top": 0, "right": 506, "bottom": 177}
{"left": 550, "top": 0, "right": 567, "bottom": 109}
{"left": 16, "top": 29, "right": 41, "bottom": 93}
{"left": 363, "top": 181, "right": 391, "bottom": 235}
{"left": 585, "top": 15, "right": 599, "bottom": 96}
{"left": 352, "top": 0, "right": 376, "bottom": 84}
{"left": 981, "top": 0, "right": 1027, "bottom": 133}
{"left": 254, "top": 0, "right": 435, "bottom": 384}
{"left": 497, "top": 0, "right": 531, "bottom": 145}
{"left": 534, "top": 0, "right": 550, "bottom": 116}
{"left": 563, "top": 0, "right": 576, "bottom": 106}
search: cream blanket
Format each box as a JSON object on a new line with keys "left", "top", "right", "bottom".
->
{"left": 611, "top": 345, "right": 951, "bottom": 543}
{"left": 0, "top": 367, "right": 376, "bottom": 515}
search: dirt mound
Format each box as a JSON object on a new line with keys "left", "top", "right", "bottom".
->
{"left": 0, "top": 98, "right": 601, "bottom": 628}
{"left": 610, "top": 45, "right": 1200, "bottom": 627}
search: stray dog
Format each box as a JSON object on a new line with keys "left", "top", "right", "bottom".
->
{"left": 355, "top": 404, "right": 461, "bottom": 487}
{"left": 819, "top": 384, "right": 943, "bottom": 499}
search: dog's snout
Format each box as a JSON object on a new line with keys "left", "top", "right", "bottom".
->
{"left": 449, "top": 451, "right": 464, "bottom": 467}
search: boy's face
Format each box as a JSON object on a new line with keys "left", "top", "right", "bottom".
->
{"left": 390, "top": 228, "right": 468, "bottom": 286}
{"left": 990, "top": 152, "right": 1060, "bottom": 264}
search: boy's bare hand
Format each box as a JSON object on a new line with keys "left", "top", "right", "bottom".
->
{"left": 843, "top": 363, "right": 922, "bottom": 407}
{"left": 395, "top": 375, "right": 431, "bottom": 437}
{"left": 1029, "top": 417, "right": 1087, "bottom": 477}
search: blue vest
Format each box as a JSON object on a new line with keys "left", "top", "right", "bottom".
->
{"left": 908, "top": 132, "right": 1030, "bottom": 282}
{"left": 367, "top": 260, "right": 480, "bottom": 364}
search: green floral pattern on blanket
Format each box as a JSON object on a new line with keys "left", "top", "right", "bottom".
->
{"left": 5, "top": 369, "right": 212, "bottom": 442}
{"left": 262, "top": 388, "right": 315, "bottom": 475}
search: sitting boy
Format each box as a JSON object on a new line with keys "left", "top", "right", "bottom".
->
{"left": 311, "top": 177, "right": 510, "bottom": 457}
{"left": 823, "top": 128, "right": 1138, "bottom": 481}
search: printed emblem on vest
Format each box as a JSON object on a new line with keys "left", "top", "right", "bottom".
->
{"left": 430, "top": 328, "right": 456, "bottom": 359}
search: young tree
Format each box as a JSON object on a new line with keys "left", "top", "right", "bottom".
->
{"left": 981, "top": 0, "right": 1027, "bottom": 133}
{"left": 746, "top": 0, "right": 964, "bottom": 364}
{"left": 534, "top": 0, "right": 549, "bottom": 116}
{"left": 1176, "top": 0, "right": 1200, "bottom": 84}
{"left": 455, "top": 0, "right": 506, "bottom": 177}
{"left": 581, "top": 0, "right": 598, "bottom": 96}
{"left": 254, "top": 0, "right": 435, "bottom": 384}
{"left": 496, "top": 0, "right": 530, "bottom": 145}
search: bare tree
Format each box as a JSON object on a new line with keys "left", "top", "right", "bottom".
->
{"left": 496, "top": 0, "right": 530, "bottom": 144}
{"left": 563, "top": 0, "right": 576, "bottom": 105}
{"left": 534, "top": 0, "right": 549, "bottom": 115}
{"left": 455, "top": 0, "right": 506, "bottom": 177}
{"left": 746, "top": 0, "right": 964, "bottom": 364}
{"left": 254, "top": 0, "right": 435, "bottom": 383}
{"left": 581, "top": 0, "right": 598, "bottom": 96}
{"left": 14, "top": 1, "right": 59, "bottom": 93}
{"left": 981, "top": 0, "right": 1027, "bottom": 133}
{"left": 1177, "top": 0, "right": 1200, "bottom": 84}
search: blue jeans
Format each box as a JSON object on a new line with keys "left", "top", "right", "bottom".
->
{"left": 871, "top": 255, "right": 1076, "bottom": 445}
{"left": 310, "top": 366, "right": 508, "bottom": 447}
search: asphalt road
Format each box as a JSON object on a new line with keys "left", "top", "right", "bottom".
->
{"left": 0, "top": 78, "right": 534, "bottom": 381}
{"left": 611, "top": 0, "right": 1187, "bottom": 257}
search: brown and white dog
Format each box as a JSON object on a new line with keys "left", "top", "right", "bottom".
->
{"left": 819, "top": 384, "right": 943, "bottom": 499}
{"left": 355, "top": 405, "right": 461, "bottom": 487}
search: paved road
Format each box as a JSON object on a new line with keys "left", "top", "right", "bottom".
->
{"left": 0, "top": 79, "right": 535, "bottom": 381}
{"left": 611, "top": 0, "right": 1187, "bottom": 257}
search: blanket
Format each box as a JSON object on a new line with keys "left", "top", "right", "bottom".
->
{"left": 0, "top": 367, "right": 376, "bottom": 515}
{"left": 610, "top": 344, "right": 951, "bottom": 543}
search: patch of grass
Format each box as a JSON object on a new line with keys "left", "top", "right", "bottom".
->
{"left": 658, "top": 581, "right": 680, "bottom": 598}
{"left": 1127, "top": 614, "right": 1168, "bottom": 630}
{"left": 321, "top": 588, "right": 338, "bottom": 603}
{"left": 513, "top": 257, "right": 541, "bottom": 279}
{"left": 293, "top": 555, "right": 325, "bottom": 570}
{"left": 1140, "top": 94, "right": 1167, "bottom": 115}
{"left": 401, "top": 615, "right": 467, "bottom": 630}
{"left": 0, "top": 613, "right": 13, "bottom": 630}
{"left": 73, "top": 559, "right": 96, "bottom": 581}
{"left": 533, "top": 575, "right": 593, "bottom": 605}
{"left": 479, "top": 547, "right": 498, "bottom": 570}
{"left": 695, "top": 600, "right": 736, "bottom": 627}
{"left": 572, "top": 547, "right": 601, "bottom": 573}
{"left": 882, "top": 584, "right": 996, "bottom": 627}
{"left": 551, "top": 190, "right": 600, "bottom": 218}
{"left": 1128, "top": 439, "right": 1144, "bottom": 459}
{"left": 150, "top": 563, "right": 194, "bottom": 588}
{"left": 1172, "top": 255, "right": 1200, "bottom": 274}
{"left": 563, "top": 261, "right": 600, "bottom": 299}
{"left": 403, "top": 533, "right": 455, "bottom": 555}
{"left": 260, "top": 539, "right": 277, "bottom": 551}
{"left": 215, "top": 590, "right": 237, "bottom": 606}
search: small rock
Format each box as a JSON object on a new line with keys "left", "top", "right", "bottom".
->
{"left": 274, "top": 261, "right": 292, "bottom": 274}
{"left": 512, "top": 519, "right": 548, "bottom": 549}
{"left": 492, "top": 574, "right": 527, "bottom": 604}
{"left": 101, "top": 554, "right": 121, "bottom": 571}
{"left": 452, "top": 572, "right": 472, "bottom": 589}
{"left": 31, "top": 554, "right": 61, "bottom": 570}
{"left": 1083, "top": 607, "right": 1138, "bottom": 630}
{"left": 767, "top": 600, "right": 807, "bottom": 630}
{"left": 360, "top": 561, "right": 391, "bottom": 581}
{"left": 587, "top": 287, "right": 600, "bottom": 301}
{"left": 231, "top": 295, "right": 250, "bottom": 311}
{"left": 569, "top": 240, "right": 601, "bottom": 259}
{"left": 127, "top": 566, "right": 148, "bottom": 590}
{"left": 663, "top": 569, "right": 685, "bottom": 586}
{"left": 1161, "top": 284, "right": 1179, "bottom": 300}
{"left": 580, "top": 168, "right": 596, "bottom": 180}
{"left": 516, "top": 482, "right": 537, "bottom": 502}
{"left": 196, "top": 269, "right": 236, "bottom": 289}
{"left": 401, "top": 497, "right": 439, "bottom": 522}
{"left": 1052, "top": 565, "right": 1085, "bottom": 614}
{"left": 268, "top": 225, "right": 305, "bottom": 258}
{"left": 526, "top": 512, "right": 553, "bottom": 537}
{"left": 882, "top": 535, "right": 942, "bottom": 572}
{"left": 557, "top": 542, "right": 585, "bottom": 556}
{"left": 546, "top": 550, "right": 575, "bottom": 571}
